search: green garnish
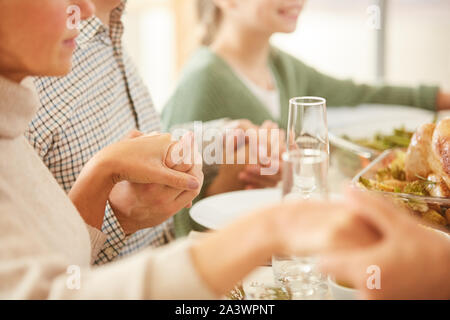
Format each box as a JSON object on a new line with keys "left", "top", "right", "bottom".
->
{"left": 414, "top": 174, "right": 437, "bottom": 185}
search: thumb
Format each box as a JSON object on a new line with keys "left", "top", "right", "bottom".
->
{"left": 124, "top": 130, "right": 144, "bottom": 140}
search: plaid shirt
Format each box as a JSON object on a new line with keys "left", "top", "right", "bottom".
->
{"left": 25, "top": 2, "right": 174, "bottom": 265}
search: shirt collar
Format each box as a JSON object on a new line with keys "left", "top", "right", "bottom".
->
{"left": 76, "top": 0, "right": 127, "bottom": 47}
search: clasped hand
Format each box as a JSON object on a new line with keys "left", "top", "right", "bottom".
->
{"left": 70, "top": 130, "right": 203, "bottom": 235}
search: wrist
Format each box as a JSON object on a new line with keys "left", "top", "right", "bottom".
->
{"left": 69, "top": 155, "right": 116, "bottom": 230}
{"left": 263, "top": 205, "right": 286, "bottom": 255}
{"left": 190, "top": 207, "right": 278, "bottom": 295}
{"left": 436, "top": 90, "right": 450, "bottom": 111}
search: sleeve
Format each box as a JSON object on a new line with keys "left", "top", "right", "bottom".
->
{"left": 161, "top": 71, "right": 229, "bottom": 131}
{"left": 0, "top": 208, "right": 217, "bottom": 299}
{"left": 91, "top": 202, "right": 132, "bottom": 265}
{"left": 292, "top": 56, "right": 440, "bottom": 111}
{"left": 85, "top": 225, "right": 108, "bottom": 264}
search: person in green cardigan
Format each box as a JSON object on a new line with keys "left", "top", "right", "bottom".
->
{"left": 164, "top": 0, "right": 449, "bottom": 129}
{"left": 163, "top": 0, "right": 450, "bottom": 236}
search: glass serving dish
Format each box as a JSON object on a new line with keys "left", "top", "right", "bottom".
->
{"left": 352, "top": 149, "right": 450, "bottom": 233}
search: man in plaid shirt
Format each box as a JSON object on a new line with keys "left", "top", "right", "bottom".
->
{"left": 25, "top": 0, "right": 197, "bottom": 265}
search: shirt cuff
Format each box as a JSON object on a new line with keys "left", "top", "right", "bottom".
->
{"left": 416, "top": 85, "right": 440, "bottom": 112}
{"left": 85, "top": 224, "right": 108, "bottom": 264}
{"left": 93, "top": 202, "right": 131, "bottom": 264}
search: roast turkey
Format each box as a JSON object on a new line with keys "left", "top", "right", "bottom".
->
{"left": 405, "top": 118, "right": 450, "bottom": 197}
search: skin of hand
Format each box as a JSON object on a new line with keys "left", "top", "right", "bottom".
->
{"left": 205, "top": 120, "right": 285, "bottom": 196}
{"left": 320, "top": 188, "right": 450, "bottom": 300}
{"left": 239, "top": 120, "right": 286, "bottom": 189}
{"left": 68, "top": 131, "right": 202, "bottom": 231}
{"left": 190, "top": 199, "right": 379, "bottom": 295}
{"left": 437, "top": 90, "right": 450, "bottom": 111}
{"left": 108, "top": 131, "right": 204, "bottom": 235}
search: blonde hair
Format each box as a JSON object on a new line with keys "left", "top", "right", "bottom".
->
{"left": 197, "top": 0, "right": 222, "bottom": 46}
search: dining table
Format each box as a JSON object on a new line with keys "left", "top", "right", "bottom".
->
{"left": 189, "top": 104, "right": 450, "bottom": 300}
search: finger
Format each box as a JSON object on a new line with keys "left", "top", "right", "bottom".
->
{"left": 124, "top": 130, "right": 144, "bottom": 140}
{"left": 344, "top": 187, "right": 408, "bottom": 236}
{"left": 240, "top": 173, "right": 278, "bottom": 188}
{"left": 175, "top": 190, "right": 199, "bottom": 208}
{"left": 146, "top": 131, "right": 162, "bottom": 137}
{"left": 143, "top": 183, "right": 184, "bottom": 202}
{"left": 227, "top": 119, "right": 257, "bottom": 131}
{"left": 238, "top": 172, "right": 269, "bottom": 188}
{"left": 261, "top": 120, "right": 279, "bottom": 131}
{"left": 239, "top": 168, "right": 280, "bottom": 186}
{"left": 150, "top": 168, "right": 200, "bottom": 190}
{"left": 318, "top": 253, "right": 364, "bottom": 291}
{"left": 224, "top": 128, "right": 248, "bottom": 151}
{"left": 244, "top": 163, "right": 281, "bottom": 178}
{"left": 166, "top": 132, "right": 195, "bottom": 171}
{"left": 164, "top": 141, "right": 179, "bottom": 168}
{"left": 189, "top": 165, "right": 204, "bottom": 184}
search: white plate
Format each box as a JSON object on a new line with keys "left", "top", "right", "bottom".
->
{"left": 327, "top": 104, "right": 435, "bottom": 139}
{"left": 190, "top": 188, "right": 282, "bottom": 230}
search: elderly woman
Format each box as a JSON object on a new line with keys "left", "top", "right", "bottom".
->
{"left": 0, "top": 0, "right": 376, "bottom": 299}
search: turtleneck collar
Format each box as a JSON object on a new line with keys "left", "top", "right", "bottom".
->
{"left": 0, "top": 76, "right": 39, "bottom": 139}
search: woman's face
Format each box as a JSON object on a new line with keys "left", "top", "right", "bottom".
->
{"left": 0, "top": 0, "right": 95, "bottom": 81}
{"left": 227, "top": 0, "right": 305, "bottom": 35}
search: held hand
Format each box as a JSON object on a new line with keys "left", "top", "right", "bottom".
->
{"left": 97, "top": 131, "right": 201, "bottom": 188}
{"left": 190, "top": 197, "right": 379, "bottom": 295}
{"left": 437, "top": 90, "right": 450, "bottom": 111}
{"left": 108, "top": 131, "right": 203, "bottom": 235}
{"left": 320, "top": 188, "right": 450, "bottom": 300}
{"left": 205, "top": 120, "right": 285, "bottom": 196}
{"left": 70, "top": 131, "right": 202, "bottom": 231}
{"left": 270, "top": 199, "right": 379, "bottom": 257}
{"left": 238, "top": 121, "right": 285, "bottom": 189}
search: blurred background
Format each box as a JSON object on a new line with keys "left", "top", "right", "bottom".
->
{"left": 123, "top": 0, "right": 450, "bottom": 111}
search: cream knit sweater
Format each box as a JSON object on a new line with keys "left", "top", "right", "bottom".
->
{"left": 0, "top": 76, "right": 215, "bottom": 299}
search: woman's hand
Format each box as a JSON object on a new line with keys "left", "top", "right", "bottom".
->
{"left": 437, "top": 90, "right": 450, "bottom": 111}
{"left": 238, "top": 120, "right": 285, "bottom": 189}
{"left": 320, "top": 188, "right": 450, "bottom": 300}
{"left": 108, "top": 131, "right": 203, "bottom": 235}
{"left": 94, "top": 132, "right": 201, "bottom": 188}
{"left": 190, "top": 198, "right": 379, "bottom": 295}
{"left": 205, "top": 120, "right": 285, "bottom": 196}
{"left": 69, "top": 131, "right": 202, "bottom": 231}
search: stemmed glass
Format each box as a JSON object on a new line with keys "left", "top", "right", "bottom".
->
{"left": 273, "top": 97, "right": 330, "bottom": 300}
{"left": 285, "top": 96, "right": 329, "bottom": 199}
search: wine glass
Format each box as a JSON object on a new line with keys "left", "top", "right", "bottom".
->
{"left": 285, "top": 97, "right": 329, "bottom": 199}
{"left": 272, "top": 97, "right": 330, "bottom": 299}
{"left": 287, "top": 97, "right": 329, "bottom": 155}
